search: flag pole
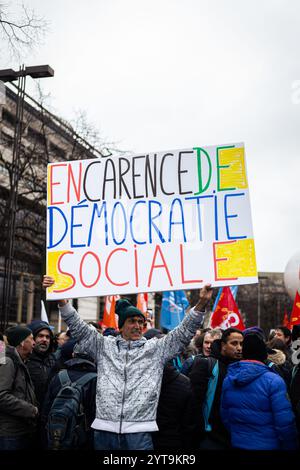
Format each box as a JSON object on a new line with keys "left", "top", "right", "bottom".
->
{"left": 58, "top": 310, "right": 62, "bottom": 332}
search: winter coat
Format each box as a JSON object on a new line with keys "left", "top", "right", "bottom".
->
{"left": 189, "top": 340, "right": 237, "bottom": 446}
{"left": 268, "top": 349, "right": 286, "bottom": 366}
{"left": 26, "top": 349, "right": 56, "bottom": 408}
{"left": 152, "top": 363, "right": 198, "bottom": 449}
{"left": 221, "top": 360, "right": 298, "bottom": 450}
{"left": 0, "top": 346, "right": 38, "bottom": 437}
{"left": 59, "top": 302, "right": 204, "bottom": 434}
{"left": 267, "top": 349, "right": 293, "bottom": 387}
{"left": 290, "top": 363, "right": 300, "bottom": 431}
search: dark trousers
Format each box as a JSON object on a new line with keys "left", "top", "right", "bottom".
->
{"left": 199, "top": 433, "right": 231, "bottom": 450}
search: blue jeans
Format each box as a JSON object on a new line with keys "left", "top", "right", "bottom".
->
{"left": 94, "top": 430, "right": 153, "bottom": 450}
{"left": 0, "top": 434, "right": 35, "bottom": 450}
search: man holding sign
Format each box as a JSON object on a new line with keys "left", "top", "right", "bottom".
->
{"left": 43, "top": 276, "right": 213, "bottom": 450}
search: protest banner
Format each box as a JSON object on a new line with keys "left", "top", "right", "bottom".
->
{"left": 46, "top": 142, "right": 257, "bottom": 299}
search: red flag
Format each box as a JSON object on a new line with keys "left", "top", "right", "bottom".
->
{"left": 282, "top": 307, "right": 291, "bottom": 329}
{"left": 102, "top": 295, "right": 120, "bottom": 329}
{"left": 210, "top": 286, "right": 245, "bottom": 330}
{"left": 137, "top": 293, "right": 148, "bottom": 316}
{"left": 290, "top": 291, "right": 300, "bottom": 327}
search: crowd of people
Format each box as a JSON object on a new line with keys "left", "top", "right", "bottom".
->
{"left": 0, "top": 277, "right": 300, "bottom": 451}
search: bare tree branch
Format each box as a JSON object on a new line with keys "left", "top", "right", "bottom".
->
{"left": 0, "top": 2, "right": 48, "bottom": 59}
{"left": 0, "top": 84, "right": 121, "bottom": 265}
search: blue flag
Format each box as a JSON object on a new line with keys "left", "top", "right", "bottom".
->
{"left": 160, "top": 290, "right": 189, "bottom": 331}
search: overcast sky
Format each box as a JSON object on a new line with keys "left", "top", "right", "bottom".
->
{"left": 2, "top": 0, "right": 300, "bottom": 273}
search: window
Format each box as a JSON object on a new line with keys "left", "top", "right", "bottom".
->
{"left": 49, "top": 141, "right": 66, "bottom": 160}
{"left": 27, "top": 127, "right": 47, "bottom": 147}
{"left": 2, "top": 108, "right": 16, "bottom": 126}
{"left": 1, "top": 131, "right": 14, "bottom": 147}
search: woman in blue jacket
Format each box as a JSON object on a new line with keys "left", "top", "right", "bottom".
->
{"left": 220, "top": 333, "right": 298, "bottom": 450}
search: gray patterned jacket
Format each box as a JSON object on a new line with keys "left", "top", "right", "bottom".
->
{"left": 59, "top": 302, "right": 204, "bottom": 434}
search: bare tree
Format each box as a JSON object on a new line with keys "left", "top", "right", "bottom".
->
{"left": 0, "top": 82, "right": 123, "bottom": 323}
{"left": 0, "top": 2, "right": 48, "bottom": 59}
{"left": 70, "top": 109, "right": 127, "bottom": 159}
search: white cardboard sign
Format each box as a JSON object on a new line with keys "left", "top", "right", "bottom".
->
{"left": 46, "top": 143, "right": 257, "bottom": 299}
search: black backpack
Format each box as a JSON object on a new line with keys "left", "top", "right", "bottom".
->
{"left": 46, "top": 369, "right": 97, "bottom": 450}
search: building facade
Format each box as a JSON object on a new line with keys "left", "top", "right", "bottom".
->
{"left": 0, "top": 83, "right": 104, "bottom": 328}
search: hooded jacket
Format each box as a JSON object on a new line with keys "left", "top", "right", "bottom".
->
{"left": 59, "top": 301, "right": 204, "bottom": 434}
{"left": 26, "top": 321, "right": 56, "bottom": 408}
{"left": 189, "top": 339, "right": 238, "bottom": 446}
{"left": 221, "top": 360, "right": 298, "bottom": 450}
{"left": 267, "top": 349, "right": 293, "bottom": 387}
{"left": 0, "top": 346, "right": 38, "bottom": 437}
{"left": 268, "top": 349, "right": 286, "bottom": 365}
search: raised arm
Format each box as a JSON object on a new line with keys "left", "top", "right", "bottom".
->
{"left": 157, "top": 284, "right": 213, "bottom": 364}
{"left": 42, "top": 275, "right": 101, "bottom": 360}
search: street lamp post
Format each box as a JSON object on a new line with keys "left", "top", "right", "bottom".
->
{"left": 0, "top": 65, "right": 54, "bottom": 330}
{"left": 257, "top": 281, "right": 261, "bottom": 328}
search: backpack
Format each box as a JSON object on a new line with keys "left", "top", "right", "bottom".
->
{"left": 46, "top": 369, "right": 97, "bottom": 450}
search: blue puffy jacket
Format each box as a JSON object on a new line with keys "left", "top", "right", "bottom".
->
{"left": 221, "top": 360, "right": 298, "bottom": 450}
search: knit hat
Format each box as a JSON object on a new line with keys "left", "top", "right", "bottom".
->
{"left": 27, "top": 320, "right": 53, "bottom": 339}
{"left": 243, "top": 326, "right": 266, "bottom": 341}
{"left": 5, "top": 326, "right": 32, "bottom": 347}
{"left": 60, "top": 339, "right": 76, "bottom": 361}
{"left": 115, "top": 298, "right": 146, "bottom": 329}
{"left": 242, "top": 333, "right": 267, "bottom": 362}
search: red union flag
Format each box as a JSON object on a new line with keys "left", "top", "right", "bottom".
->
{"left": 103, "top": 295, "right": 120, "bottom": 329}
{"left": 290, "top": 291, "right": 300, "bottom": 327}
{"left": 283, "top": 307, "right": 291, "bottom": 330}
{"left": 210, "top": 286, "right": 245, "bottom": 330}
{"left": 137, "top": 293, "right": 148, "bottom": 315}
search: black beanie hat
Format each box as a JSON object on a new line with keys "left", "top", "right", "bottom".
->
{"left": 242, "top": 333, "right": 267, "bottom": 362}
{"left": 115, "top": 298, "right": 146, "bottom": 329}
{"left": 27, "top": 320, "right": 53, "bottom": 339}
{"left": 5, "top": 326, "right": 32, "bottom": 347}
{"left": 60, "top": 339, "right": 76, "bottom": 361}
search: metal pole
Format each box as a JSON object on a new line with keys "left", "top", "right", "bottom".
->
{"left": 16, "top": 274, "right": 24, "bottom": 323}
{"left": 26, "top": 279, "right": 35, "bottom": 325}
{"left": 58, "top": 310, "right": 62, "bottom": 332}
